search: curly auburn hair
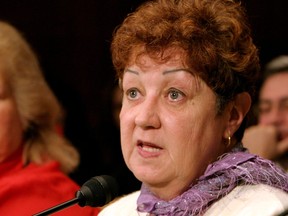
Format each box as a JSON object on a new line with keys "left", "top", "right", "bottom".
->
{"left": 111, "top": 0, "right": 260, "bottom": 141}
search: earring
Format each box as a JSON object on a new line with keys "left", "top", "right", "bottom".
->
{"left": 226, "top": 131, "right": 231, "bottom": 147}
{"left": 227, "top": 135, "right": 231, "bottom": 147}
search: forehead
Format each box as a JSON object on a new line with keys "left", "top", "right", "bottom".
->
{"left": 260, "top": 73, "right": 288, "bottom": 100}
{"left": 127, "top": 46, "right": 187, "bottom": 69}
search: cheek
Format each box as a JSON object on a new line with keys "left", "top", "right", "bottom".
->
{"left": 168, "top": 111, "right": 203, "bottom": 145}
{"left": 120, "top": 110, "right": 134, "bottom": 153}
{"left": 173, "top": 113, "right": 223, "bottom": 156}
{"left": 0, "top": 102, "right": 22, "bottom": 132}
{"left": 284, "top": 115, "right": 288, "bottom": 124}
{"left": 258, "top": 115, "right": 269, "bottom": 125}
{"left": 166, "top": 115, "right": 201, "bottom": 160}
{"left": 119, "top": 107, "right": 131, "bottom": 135}
{"left": 0, "top": 103, "right": 23, "bottom": 161}
{"left": 7, "top": 106, "right": 23, "bottom": 140}
{"left": 120, "top": 126, "right": 135, "bottom": 172}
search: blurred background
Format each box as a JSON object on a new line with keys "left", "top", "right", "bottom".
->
{"left": 0, "top": 0, "right": 287, "bottom": 195}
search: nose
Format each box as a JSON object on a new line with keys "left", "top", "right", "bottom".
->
{"left": 134, "top": 97, "right": 161, "bottom": 129}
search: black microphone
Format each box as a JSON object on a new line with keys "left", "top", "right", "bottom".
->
{"left": 33, "top": 175, "right": 118, "bottom": 216}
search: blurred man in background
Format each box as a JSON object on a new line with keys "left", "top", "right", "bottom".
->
{"left": 243, "top": 55, "right": 288, "bottom": 172}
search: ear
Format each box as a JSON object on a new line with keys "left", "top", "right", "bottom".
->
{"left": 224, "top": 92, "right": 251, "bottom": 138}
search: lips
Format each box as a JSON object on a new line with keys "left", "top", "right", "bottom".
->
{"left": 277, "top": 127, "right": 288, "bottom": 141}
{"left": 137, "top": 140, "right": 162, "bottom": 157}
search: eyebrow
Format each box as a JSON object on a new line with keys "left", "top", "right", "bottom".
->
{"left": 163, "top": 68, "right": 193, "bottom": 74}
{"left": 125, "top": 69, "right": 139, "bottom": 75}
{"left": 125, "top": 68, "right": 193, "bottom": 75}
{"left": 280, "top": 97, "right": 288, "bottom": 103}
{"left": 259, "top": 97, "right": 288, "bottom": 104}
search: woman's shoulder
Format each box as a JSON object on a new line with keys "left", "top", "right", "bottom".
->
{"left": 99, "top": 191, "right": 144, "bottom": 216}
{"left": 205, "top": 184, "right": 288, "bottom": 216}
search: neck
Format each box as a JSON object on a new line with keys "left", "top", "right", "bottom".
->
{"left": 145, "top": 180, "right": 191, "bottom": 201}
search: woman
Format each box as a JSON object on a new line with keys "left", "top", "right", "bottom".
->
{"left": 99, "top": 0, "right": 288, "bottom": 215}
{"left": 0, "top": 21, "right": 99, "bottom": 215}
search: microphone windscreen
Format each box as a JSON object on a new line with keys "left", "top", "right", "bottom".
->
{"left": 77, "top": 175, "right": 118, "bottom": 207}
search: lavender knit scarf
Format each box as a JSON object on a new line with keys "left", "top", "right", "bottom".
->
{"left": 137, "top": 144, "right": 288, "bottom": 216}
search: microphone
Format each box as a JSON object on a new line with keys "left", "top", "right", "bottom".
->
{"left": 33, "top": 175, "right": 118, "bottom": 216}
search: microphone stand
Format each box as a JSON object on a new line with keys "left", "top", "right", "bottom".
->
{"left": 33, "top": 175, "right": 118, "bottom": 216}
{"left": 33, "top": 197, "right": 79, "bottom": 216}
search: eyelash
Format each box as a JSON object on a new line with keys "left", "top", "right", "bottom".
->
{"left": 126, "top": 88, "right": 139, "bottom": 100}
{"left": 125, "top": 87, "right": 185, "bottom": 102}
{"left": 168, "top": 89, "right": 184, "bottom": 101}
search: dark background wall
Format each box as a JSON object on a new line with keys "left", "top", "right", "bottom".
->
{"left": 0, "top": 0, "right": 287, "bottom": 195}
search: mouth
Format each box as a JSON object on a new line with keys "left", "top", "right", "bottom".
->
{"left": 277, "top": 128, "right": 288, "bottom": 141}
{"left": 137, "top": 140, "right": 162, "bottom": 155}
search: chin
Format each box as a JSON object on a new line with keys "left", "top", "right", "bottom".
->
{"left": 134, "top": 169, "right": 168, "bottom": 187}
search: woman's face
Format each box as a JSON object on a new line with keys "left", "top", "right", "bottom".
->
{"left": 120, "top": 50, "right": 230, "bottom": 200}
{"left": 0, "top": 72, "right": 23, "bottom": 163}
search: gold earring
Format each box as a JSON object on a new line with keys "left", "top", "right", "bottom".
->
{"left": 227, "top": 135, "right": 231, "bottom": 147}
{"left": 226, "top": 131, "right": 231, "bottom": 147}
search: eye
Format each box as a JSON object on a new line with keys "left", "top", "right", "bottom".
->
{"left": 280, "top": 99, "right": 288, "bottom": 112}
{"left": 127, "top": 88, "right": 139, "bottom": 100}
{"left": 168, "top": 89, "right": 184, "bottom": 101}
{"left": 258, "top": 102, "right": 271, "bottom": 115}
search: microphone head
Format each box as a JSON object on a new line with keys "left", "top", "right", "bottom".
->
{"left": 76, "top": 175, "right": 118, "bottom": 207}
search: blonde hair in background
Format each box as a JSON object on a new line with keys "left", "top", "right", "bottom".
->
{"left": 0, "top": 21, "right": 79, "bottom": 174}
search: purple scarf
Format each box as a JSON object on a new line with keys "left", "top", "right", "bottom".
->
{"left": 137, "top": 145, "right": 288, "bottom": 216}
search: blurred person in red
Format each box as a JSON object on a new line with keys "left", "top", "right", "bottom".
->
{"left": 243, "top": 55, "right": 288, "bottom": 171}
{"left": 0, "top": 20, "right": 99, "bottom": 215}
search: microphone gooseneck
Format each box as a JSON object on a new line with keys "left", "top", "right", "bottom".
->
{"left": 33, "top": 175, "right": 118, "bottom": 216}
